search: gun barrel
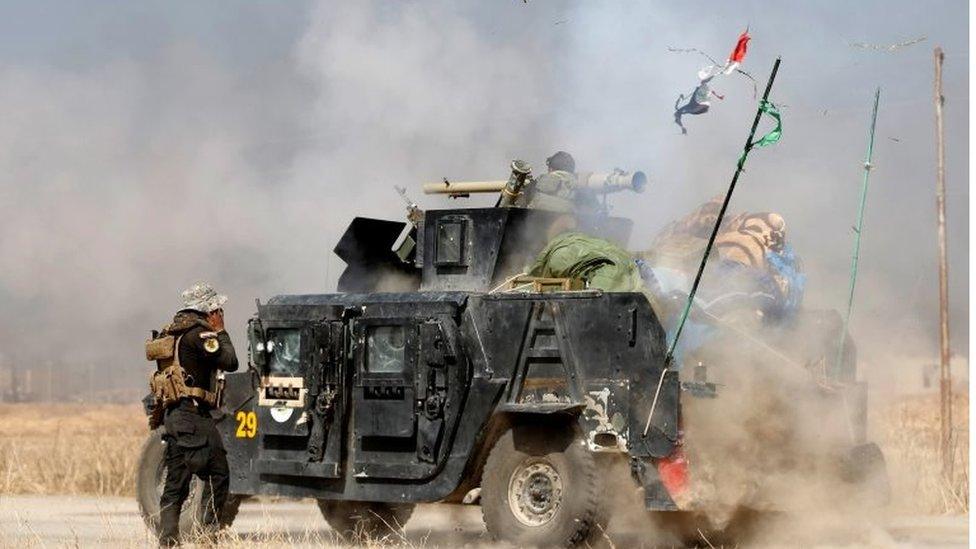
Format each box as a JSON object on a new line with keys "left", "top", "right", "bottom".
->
{"left": 577, "top": 171, "right": 648, "bottom": 194}
{"left": 423, "top": 180, "right": 507, "bottom": 195}
{"left": 423, "top": 169, "right": 647, "bottom": 195}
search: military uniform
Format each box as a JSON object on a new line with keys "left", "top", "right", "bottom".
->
{"left": 523, "top": 170, "right": 579, "bottom": 212}
{"left": 518, "top": 151, "right": 602, "bottom": 216}
{"left": 158, "top": 284, "right": 239, "bottom": 547}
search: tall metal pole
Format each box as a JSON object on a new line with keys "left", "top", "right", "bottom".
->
{"left": 665, "top": 57, "right": 782, "bottom": 364}
{"left": 933, "top": 47, "right": 952, "bottom": 479}
{"left": 834, "top": 88, "right": 881, "bottom": 376}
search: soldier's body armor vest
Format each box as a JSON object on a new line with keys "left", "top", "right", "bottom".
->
{"left": 145, "top": 317, "right": 219, "bottom": 428}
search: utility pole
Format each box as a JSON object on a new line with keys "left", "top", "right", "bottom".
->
{"left": 933, "top": 47, "right": 952, "bottom": 479}
{"left": 47, "top": 361, "right": 53, "bottom": 402}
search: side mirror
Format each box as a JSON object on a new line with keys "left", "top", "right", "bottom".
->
{"left": 248, "top": 318, "right": 268, "bottom": 369}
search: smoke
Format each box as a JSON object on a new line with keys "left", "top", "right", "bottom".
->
{"left": 0, "top": 46, "right": 297, "bottom": 390}
{"left": 0, "top": 0, "right": 966, "bottom": 409}
{"left": 0, "top": 2, "right": 568, "bottom": 389}
{"left": 0, "top": 2, "right": 965, "bottom": 544}
{"left": 678, "top": 334, "right": 890, "bottom": 540}
{"left": 552, "top": 2, "right": 968, "bottom": 389}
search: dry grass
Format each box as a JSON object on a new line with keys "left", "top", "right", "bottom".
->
{"left": 875, "top": 390, "right": 969, "bottom": 515}
{"left": 0, "top": 392, "right": 968, "bottom": 520}
{"left": 0, "top": 403, "right": 145, "bottom": 496}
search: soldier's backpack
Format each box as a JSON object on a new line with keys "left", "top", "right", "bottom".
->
{"left": 145, "top": 320, "right": 219, "bottom": 429}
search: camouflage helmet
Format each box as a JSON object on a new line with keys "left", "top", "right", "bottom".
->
{"left": 545, "top": 151, "right": 576, "bottom": 173}
{"left": 180, "top": 282, "right": 228, "bottom": 313}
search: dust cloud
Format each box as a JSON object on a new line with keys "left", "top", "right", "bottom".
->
{"left": 0, "top": 2, "right": 570, "bottom": 391}
{"left": 0, "top": 3, "right": 967, "bottom": 538}
{"left": 0, "top": 2, "right": 966, "bottom": 396}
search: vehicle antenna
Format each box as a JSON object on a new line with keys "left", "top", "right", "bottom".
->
{"left": 834, "top": 87, "right": 881, "bottom": 377}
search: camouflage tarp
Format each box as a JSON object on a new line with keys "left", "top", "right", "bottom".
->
{"left": 527, "top": 231, "right": 644, "bottom": 292}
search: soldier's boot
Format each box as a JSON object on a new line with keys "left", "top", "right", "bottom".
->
{"left": 195, "top": 462, "right": 230, "bottom": 545}
{"left": 157, "top": 505, "right": 181, "bottom": 548}
{"left": 199, "top": 447, "right": 230, "bottom": 520}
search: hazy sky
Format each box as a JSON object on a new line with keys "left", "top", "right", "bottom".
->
{"left": 0, "top": 1, "right": 967, "bottom": 393}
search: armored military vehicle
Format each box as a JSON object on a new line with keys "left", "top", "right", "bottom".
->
{"left": 136, "top": 161, "right": 885, "bottom": 546}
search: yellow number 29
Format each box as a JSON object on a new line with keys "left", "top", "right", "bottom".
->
{"left": 235, "top": 411, "right": 257, "bottom": 438}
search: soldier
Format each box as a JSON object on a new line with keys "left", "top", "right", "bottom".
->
{"left": 158, "top": 282, "right": 239, "bottom": 547}
{"left": 522, "top": 151, "right": 599, "bottom": 216}
{"left": 544, "top": 150, "right": 576, "bottom": 174}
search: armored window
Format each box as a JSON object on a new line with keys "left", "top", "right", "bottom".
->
{"left": 435, "top": 218, "right": 467, "bottom": 267}
{"left": 366, "top": 325, "right": 406, "bottom": 374}
{"left": 267, "top": 329, "right": 302, "bottom": 376}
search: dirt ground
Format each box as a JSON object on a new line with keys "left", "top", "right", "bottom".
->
{"left": 0, "top": 495, "right": 968, "bottom": 548}
{"left": 0, "top": 394, "right": 967, "bottom": 546}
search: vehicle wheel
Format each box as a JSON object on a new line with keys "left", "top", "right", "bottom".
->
{"left": 481, "top": 424, "right": 606, "bottom": 547}
{"left": 135, "top": 429, "right": 242, "bottom": 538}
{"left": 840, "top": 442, "right": 891, "bottom": 506}
{"left": 317, "top": 499, "right": 414, "bottom": 542}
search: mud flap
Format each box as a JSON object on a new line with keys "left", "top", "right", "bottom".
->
{"left": 634, "top": 370, "right": 680, "bottom": 458}
{"left": 839, "top": 442, "right": 891, "bottom": 505}
{"left": 632, "top": 457, "right": 678, "bottom": 511}
{"left": 845, "top": 382, "right": 869, "bottom": 445}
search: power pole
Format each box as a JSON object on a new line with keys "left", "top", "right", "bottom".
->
{"left": 933, "top": 47, "right": 952, "bottom": 479}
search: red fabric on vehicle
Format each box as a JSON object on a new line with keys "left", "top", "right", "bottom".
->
{"left": 657, "top": 448, "right": 689, "bottom": 497}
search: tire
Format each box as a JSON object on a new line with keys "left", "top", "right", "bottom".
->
{"left": 481, "top": 424, "right": 606, "bottom": 547}
{"left": 135, "top": 429, "right": 242, "bottom": 538}
{"left": 840, "top": 442, "right": 891, "bottom": 507}
{"left": 317, "top": 499, "right": 414, "bottom": 542}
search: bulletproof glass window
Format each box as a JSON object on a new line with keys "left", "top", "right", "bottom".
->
{"left": 247, "top": 319, "right": 267, "bottom": 368}
{"left": 366, "top": 325, "right": 406, "bottom": 374}
{"left": 435, "top": 218, "right": 467, "bottom": 267}
{"left": 266, "top": 329, "right": 302, "bottom": 376}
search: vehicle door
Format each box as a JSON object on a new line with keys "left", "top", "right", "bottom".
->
{"left": 247, "top": 310, "right": 346, "bottom": 479}
{"left": 349, "top": 306, "right": 467, "bottom": 480}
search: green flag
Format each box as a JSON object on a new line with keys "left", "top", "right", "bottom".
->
{"left": 752, "top": 100, "right": 782, "bottom": 147}
{"left": 738, "top": 100, "right": 782, "bottom": 168}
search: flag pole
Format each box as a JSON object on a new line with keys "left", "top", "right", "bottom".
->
{"left": 834, "top": 87, "right": 881, "bottom": 377}
{"left": 663, "top": 57, "right": 782, "bottom": 366}
{"left": 644, "top": 57, "right": 782, "bottom": 439}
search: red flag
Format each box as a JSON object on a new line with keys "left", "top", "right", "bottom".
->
{"left": 728, "top": 30, "right": 750, "bottom": 64}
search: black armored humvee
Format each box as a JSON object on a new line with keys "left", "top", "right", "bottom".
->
{"left": 136, "top": 170, "right": 885, "bottom": 546}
